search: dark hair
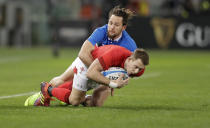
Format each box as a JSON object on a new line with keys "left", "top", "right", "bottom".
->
{"left": 108, "top": 6, "right": 134, "bottom": 25}
{"left": 131, "top": 49, "right": 149, "bottom": 65}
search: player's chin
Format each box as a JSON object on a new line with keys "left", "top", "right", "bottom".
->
{"left": 108, "top": 33, "right": 115, "bottom": 38}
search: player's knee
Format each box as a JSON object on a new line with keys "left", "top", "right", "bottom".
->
{"left": 71, "top": 101, "right": 80, "bottom": 106}
{"left": 92, "top": 98, "right": 105, "bottom": 107}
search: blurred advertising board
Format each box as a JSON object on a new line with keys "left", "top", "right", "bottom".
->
{"left": 127, "top": 16, "right": 210, "bottom": 49}
{"left": 53, "top": 20, "right": 91, "bottom": 46}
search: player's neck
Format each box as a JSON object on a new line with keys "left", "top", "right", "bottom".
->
{"left": 113, "top": 33, "right": 122, "bottom": 41}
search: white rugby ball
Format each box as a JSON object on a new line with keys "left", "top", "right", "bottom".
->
{"left": 102, "top": 67, "right": 129, "bottom": 80}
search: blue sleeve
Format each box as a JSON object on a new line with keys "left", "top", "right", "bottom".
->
{"left": 87, "top": 28, "right": 105, "bottom": 46}
{"left": 122, "top": 31, "right": 137, "bottom": 52}
{"left": 127, "top": 39, "right": 137, "bottom": 52}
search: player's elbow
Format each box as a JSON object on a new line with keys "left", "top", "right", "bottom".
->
{"left": 78, "top": 49, "right": 84, "bottom": 57}
{"left": 78, "top": 40, "right": 94, "bottom": 62}
{"left": 78, "top": 52, "right": 84, "bottom": 61}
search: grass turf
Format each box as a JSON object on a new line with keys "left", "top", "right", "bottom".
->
{"left": 0, "top": 47, "right": 210, "bottom": 128}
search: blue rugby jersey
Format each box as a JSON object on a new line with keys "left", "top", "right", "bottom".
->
{"left": 87, "top": 24, "right": 137, "bottom": 52}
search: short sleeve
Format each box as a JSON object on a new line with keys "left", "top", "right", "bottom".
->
{"left": 87, "top": 27, "right": 105, "bottom": 46}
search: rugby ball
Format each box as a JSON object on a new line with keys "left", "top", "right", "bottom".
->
{"left": 102, "top": 67, "right": 129, "bottom": 80}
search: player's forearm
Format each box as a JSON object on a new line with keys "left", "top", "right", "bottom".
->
{"left": 87, "top": 71, "right": 110, "bottom": 86}
{"left": 78, "top": 40, "right": 94, "bottom": 67}
{"left": 87, "top": 59, "right": 111, "bottom": 86}
{"left": 79, "top": 54, "right": 93, "bottom": 67}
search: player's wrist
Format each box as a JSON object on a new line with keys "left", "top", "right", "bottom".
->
{"left": 109, "top": 81, "right": 118, "bottom": 88}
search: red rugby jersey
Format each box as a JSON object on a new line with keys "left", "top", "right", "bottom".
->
{"left": 91, "top": 45, "right": 144, "bottom": 77}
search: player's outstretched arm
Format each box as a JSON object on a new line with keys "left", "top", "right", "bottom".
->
{"left": 50, "top": 40, "right": 94, "bottom": 87}
{"left": 49, "top": 63, "right": 75, "bottom": 87}
{"left": 78, "top": 40, "right": 95, "bottom": 67}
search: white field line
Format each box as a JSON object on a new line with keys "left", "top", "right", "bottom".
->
{"left": 0, "top": 92, "right": 37, "bottom": 100}
{"left": 141, "top": 72, "right": 161, "bottom": 79}
{"left": 0, "top": 55, "right": 47, "bottom": 64}
{"left": 0, "top": 56, "right": 39, "bottom": 64}
{"left": 0, "top": 56, "right": 27, "bottom": 64}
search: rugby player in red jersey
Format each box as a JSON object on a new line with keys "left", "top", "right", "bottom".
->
{"left": 30, "top": 45, "right": 149, "bottom": 107}
{"left": 24, "top": 5, "right": 148, "bottom": 107}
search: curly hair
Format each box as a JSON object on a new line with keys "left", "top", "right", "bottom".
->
{"left": 109, "top": 6, "right": 134, "bottom": 25}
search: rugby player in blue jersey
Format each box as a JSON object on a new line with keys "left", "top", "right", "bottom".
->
{"left": 25, "top": 6, "right": 141, "bottom": 107}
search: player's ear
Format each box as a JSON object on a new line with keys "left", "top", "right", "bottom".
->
{"left": 122, "top": 25, "right": 127, "bottom": 30}
{"left": 127, "top": 57, "right": 133, "bottom": 62}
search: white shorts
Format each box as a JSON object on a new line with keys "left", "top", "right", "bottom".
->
{"left": 70, "top": 57, "right": 99, "bottom": 91}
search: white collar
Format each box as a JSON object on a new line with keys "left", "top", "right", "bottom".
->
{"left": 108, "top": 33, "right": 122, "bottom": 42}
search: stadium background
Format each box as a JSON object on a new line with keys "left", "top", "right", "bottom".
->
{"left": 1, "top": 0, "right": 210, "bottom": 50}
{"left": 0, "top": 0, "right": 210, "bottom": 128}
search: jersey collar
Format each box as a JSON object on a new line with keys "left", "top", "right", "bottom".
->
{"left": 108, "top": 33, "right": 122, "bottom": 42}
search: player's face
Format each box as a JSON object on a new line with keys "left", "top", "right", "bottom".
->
{"left": 126, "top": 58, "right": 145, "bottom": 75}
{"left": 108, "top": 15, "right": 126, "bottom": 40}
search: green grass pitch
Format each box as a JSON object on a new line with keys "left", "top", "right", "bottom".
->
{"left": 0, "top": 47, "right": 210, "bottom": 128}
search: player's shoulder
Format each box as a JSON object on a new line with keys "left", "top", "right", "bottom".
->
{"left": 95, "top": 24, "right": 107, "bottom": 32}
{"left": 121, "top": 31, "right": 137, "bottom": 51}
{"left": 122, "top": 30, "right": 135, "bottom": 42}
